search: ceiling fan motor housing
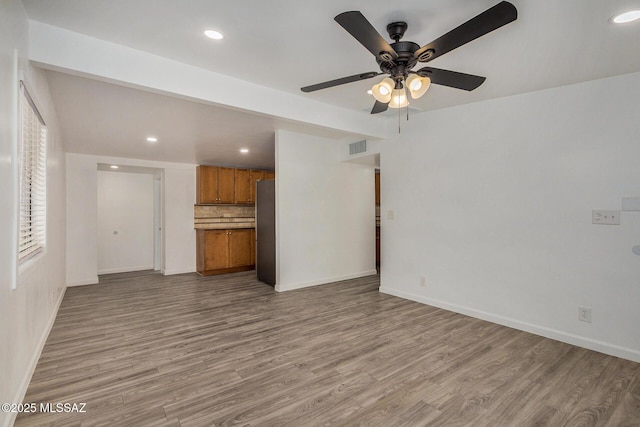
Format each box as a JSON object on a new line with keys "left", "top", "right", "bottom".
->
{"left": 377, "top": 39, "right": 420, "bottom": 80}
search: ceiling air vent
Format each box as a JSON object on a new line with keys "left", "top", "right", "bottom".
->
{"left": 349, "top": 140, "right": 367, "bottom": 155}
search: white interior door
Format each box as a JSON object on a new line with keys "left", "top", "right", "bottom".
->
{"left": 97, "top": 170, "right": 155, "bottom": 274}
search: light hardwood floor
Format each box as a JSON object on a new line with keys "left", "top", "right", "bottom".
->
{"left": 16, "top": 271, "right": 640, "bottom": 426}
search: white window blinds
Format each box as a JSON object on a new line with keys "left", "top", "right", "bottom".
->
{"left": 18, "top": 81, "right": 47, "bottom": 263}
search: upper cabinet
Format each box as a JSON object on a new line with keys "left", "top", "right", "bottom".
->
{"left": 234, "top": 169, "right": 269, "bottom": 204}
{"left": 197, "top": 165, "right": 274, "bottom": 205}
{"left": 197, "top": 166, "right": 216, "bottom": 204}
{"left": 196, "top": 166, "right": 235, "bottom": 204}
{"left": 218, "top": 167, "right": 235, "bottom": 203}
{"left": 234, "top": 169, "right": 251, "bottom": 204}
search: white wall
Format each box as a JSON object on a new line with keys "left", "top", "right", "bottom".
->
{"left": 66, "top": 153, "right": 99, "bottom": 285}
{"left": 97, "top": 171, "right": 154, "bottom": 274}
{"left": 0, "top": 1, "right": 67, "bottom": 426}
{"left": 380, "top": 72, "right": 640, "bottom": 362}
{"left": 66, "top": 154, "right": 196, "bottom": 285}
{"left": 275, "top": 129, "right": 377, "bottom": 291}
{"left": 162, "top": 167, "right": 197, "bottom": 275}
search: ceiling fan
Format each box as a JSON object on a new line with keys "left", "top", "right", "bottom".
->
{"left": 301, "top": 1, "right": 517, "bottom": 114}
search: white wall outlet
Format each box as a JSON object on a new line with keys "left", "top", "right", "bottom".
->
{"left": 578, "top": 307, "right": 592, "bottom": 323}
{"left": 592, "top": 210, "right": 620, "bottom": 225}
{"left": 387, "top": 210, "right": 395, "bottom": 220}
{"left": 419, "top": 276, "right": 426, "bottom": 287}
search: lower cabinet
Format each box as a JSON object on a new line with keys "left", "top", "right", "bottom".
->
{"left": 196, "top": 228, "right": 254, "bottom": 276}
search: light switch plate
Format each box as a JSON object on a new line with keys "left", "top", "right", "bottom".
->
{"left": 592, "top": 210, "right": 620, "bottom": 225}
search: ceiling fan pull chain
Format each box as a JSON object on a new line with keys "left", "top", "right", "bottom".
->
{"left": 404, "top": 79, "right": 409, "bottom": 122}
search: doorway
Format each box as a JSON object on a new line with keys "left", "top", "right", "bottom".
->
{"left": 153, "top": 173, "right": 162, "bottom": 271}
{"left": 96, "top": 164, "right": 163, "bottom": 275}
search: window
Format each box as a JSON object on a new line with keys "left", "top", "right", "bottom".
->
{"left": 18, "top": 80, "right": 47, "bottom": 263}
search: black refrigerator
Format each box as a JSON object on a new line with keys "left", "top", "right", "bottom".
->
{"left": 256, "top": 179, "right": 276, "bottom": 286}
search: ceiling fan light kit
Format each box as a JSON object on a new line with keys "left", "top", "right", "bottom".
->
{"left": 301, "top": 1, "right": 518, "bottom": 119}
{"left": 389, "top": 88, "right": 409, "bottom": 109}
{"left": 372, "top": 77, "right": 394, "bottom": 103}
{"left": 406, "top": 74, "right": 431, "bottom": 99}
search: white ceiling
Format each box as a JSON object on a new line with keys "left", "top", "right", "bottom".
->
{"left": 21, "top": 0, "right": 640, "bottom": 166}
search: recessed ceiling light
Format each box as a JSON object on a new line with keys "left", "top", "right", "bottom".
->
{"left": 110, "top": 165, "right": 119, "bottom": 169}
{"left": 204, "top": 29, "right": 224, "bottom": 40}
{"left": 146, "top": 136, "right": 158, "bottom": 143}
{"left": 613, "top": 10, "right": 640, "bottom": 23}
{"left": 240, "top": 148, "right": 249, "bottom": 154}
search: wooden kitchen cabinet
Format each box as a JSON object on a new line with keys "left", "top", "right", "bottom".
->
{"left": 263, "top": 170, "right": 275, "bottom": 181}
{"left": 199, "top": 230, "right": 229, "bottom": 271}
{"left": 234, "top": 169, "right": 251, "bottom": 204}
{"left": 236, "top": 169, "right": 268, "bottom": 204}
{"left": 196, "top": 228, "right": 255, "bottom": 275}
{"left": 196, "top": 166, "right": 216, "bottom": 204}
{"left": 196, "top": 166, "right": 235, "bottom": 204}
{"left": 229, "top": 229, "right": 252, "bottom": 267}
{"left": 199, "top": 166, "right": 274, "bottom": 205}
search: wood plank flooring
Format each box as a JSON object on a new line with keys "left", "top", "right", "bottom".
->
{"left": 15, "top": 270, "right": 640, "bottom": 426}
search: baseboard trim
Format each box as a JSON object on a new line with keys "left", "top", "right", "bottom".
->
{"left": 379, "top": 286, "right": 640, "bottom": 364}
{"left": 4, "top": 285, "right": 66, "bottom": 427}
{"left": 66, "top": 276, "right": 99, "bottom": 287}
{"left": 97, "top": 265, "right": 154, "bottom": 275}
{"left": 162, "top": 268, "right": 196, "bottom": 276}
{"left": 276, "top": 269, "right": 378, "bottom": 292}
{"left": 197, "top": 266, "right": 254, "bottom": 276}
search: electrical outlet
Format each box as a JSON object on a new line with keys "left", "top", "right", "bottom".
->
{"left": 387, "top": 210, "right": 395, "bottom": 220}
{"left": 592, "top": 210, "right": 620, "bottom": 225}
{"left": 578, "top": 307, "right": 592, "bottom": 323}
{"left": 419, "top": 276, "right": 426, "bottom": 287}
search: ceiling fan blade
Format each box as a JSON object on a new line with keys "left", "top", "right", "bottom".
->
{"left": 301, "top": 72, "right": 380, "bottom": 93}
{"left": 417, "top": 67, "right": 486, "bottom": 91}
{"left": 335, "top": 11, "right": 398, "bottom": 61}
{"left": 371, "top": 100, "right": 389, "bottom": 114}
{"left": 414, "top": 1, "right": 517, "bottom": 63}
